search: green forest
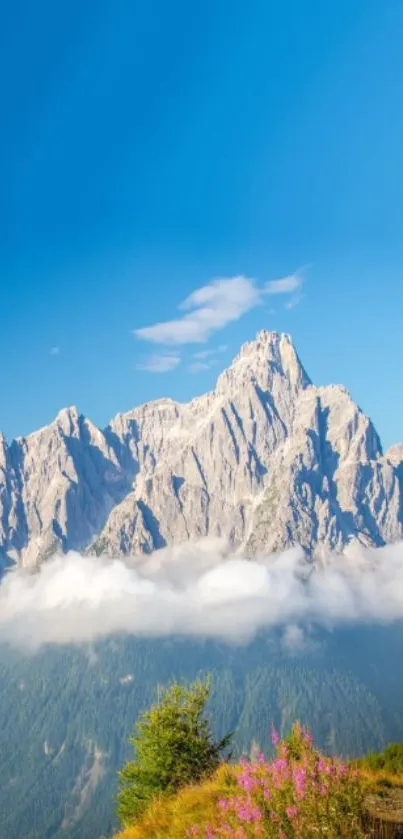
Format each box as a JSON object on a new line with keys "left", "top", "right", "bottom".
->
{"left": 0, "top": 624, "right": 403, "bottom": 838}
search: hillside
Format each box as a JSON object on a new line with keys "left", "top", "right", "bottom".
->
{"left": 115, "top": 725, "right": 403, "bottom": 839}
{"left": 1, "top": 625, "right": 403, "bottom": 838}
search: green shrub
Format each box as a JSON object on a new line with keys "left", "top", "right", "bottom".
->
{"left": 358, "top": 743, "right": 403, "bottom": 776}
{"left": 116, "top": 679, "right": 232, "bottom": 826}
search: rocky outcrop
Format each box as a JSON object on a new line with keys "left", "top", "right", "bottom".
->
{"left": 0, "top": 331, "right": 401, "bottom": 567}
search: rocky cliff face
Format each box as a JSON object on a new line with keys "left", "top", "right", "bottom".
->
{"left": 0, "top": 331, "right": 402, "bottom": 568}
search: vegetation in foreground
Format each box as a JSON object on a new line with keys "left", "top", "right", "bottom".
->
{"left": 116, "top": 679, "right": 403, "bottom": 839}
{"left": 116, "top": 680, "right": 232, "bottom": 826}
{"left": 117, "top": 722, "right": 368, "bottom": 838}
{"left": 354, "top": 743, "right": 403, "bottom": 779}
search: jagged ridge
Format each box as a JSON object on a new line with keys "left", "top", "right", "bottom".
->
{"left": 0, "top": 331, "right": 402, "bottom": 568}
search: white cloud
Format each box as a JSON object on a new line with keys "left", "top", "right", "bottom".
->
{"left": 193, "top": 349, "right": 216, "bottom": 361}
{"left": 136, "top": 354, "right": 181, "bottom": 373}
{"left": 50, "top": 346, "right": 60, "bottom": 356}
{"left": 281, "top": 624, "right": 314, "bottom": 653}
{"left": 265, "top": 274, "right": 303, "bottom": 295}
{"left": 134, "top": 273, "right": 305, "bottom": 347}
{"left": 1, "top": 539, "right": 403, "bottom": 649}
{"left": 193, "top": 345, "right": 228, "bottom": 360}
{"left": 187, "top": 361, "right": 216, "bottom": 374}
{"left": 134, "top": 276, "right": 261, "bottom": 345}
{"left": 189, "top": 344, "right": 229, "bottom": 371}
{"left": 284, "top": 293, "right": 304, "bottom": 310}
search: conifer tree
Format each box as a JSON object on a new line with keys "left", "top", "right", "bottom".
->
{"left": 116, "top": 678, "right": 232, "bottom": 826}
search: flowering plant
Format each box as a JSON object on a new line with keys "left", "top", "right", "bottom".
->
{"left": 187, "top": 723, "right": 366, "bottom": 838}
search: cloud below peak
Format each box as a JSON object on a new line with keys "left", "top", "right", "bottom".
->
{"left": 1, "top": 539, "right": 403, "bottom": 649}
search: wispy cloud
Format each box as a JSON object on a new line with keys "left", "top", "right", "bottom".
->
{"left": 136, "top": 354, "right": 181, "bottom": 373}
{"left": 265, "top": 274, "right": 303, "bottom": 295}
{"left": 193, "top": 349, "right": 216, "bottom": 361}
{"left": 135, "top": 276, "right": 261, "bottom": 346}
{"left": 49, "top": 346, "right": 60, "bottom": 356}
{"left": 187, "top": 360, "right": 217, "bottom": 374}
{"left": 284, "top": 292, "right": 304, "bottom": 311}
{"left": 134, "top": 273, "right": 304, "bottom": 347}
{"left": 188, "top": 343, "right": 228, "bottom": 374}
{"left": 133, "top": 274, "right": 303, "bottom": 346}
{"left": 193, "top": 344, "right": 228, "bottom": 361}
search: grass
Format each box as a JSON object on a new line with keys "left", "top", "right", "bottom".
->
{"left": 114, "top": 764, "right": 236, "bottom": 838}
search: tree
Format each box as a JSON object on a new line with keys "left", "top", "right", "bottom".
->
{"left": 116, "top": 678, "right": 232, "bottom": 826}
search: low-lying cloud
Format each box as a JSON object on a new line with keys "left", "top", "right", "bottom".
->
{"left": 1, "top": 539, "right": 403, "bottom": 649}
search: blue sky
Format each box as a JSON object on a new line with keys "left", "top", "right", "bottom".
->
{"left": 1, "top": 0, "right": 403, "bottom": 448}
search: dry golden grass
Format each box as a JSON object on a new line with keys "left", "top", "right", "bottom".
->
{"left": 359, "top": 769, "right": 403, "bottom": 790}
{"left": 115, "top": 764, "right": 236, "bottom": 839}
{"left": 115, "top": 764, "right": 403, "bottom": 839}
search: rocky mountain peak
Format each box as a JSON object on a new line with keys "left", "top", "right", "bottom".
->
{"left": 54, "top": 405, "right": 81, "bottom": 434}
{"left": 0, "top": 330, "right": 401, "bottom": 567}
{"left": 215, "top": 330, "right": 310, "bottom": 397}
{"left": 387, "top": 443, "right": 403, "bottom": 468}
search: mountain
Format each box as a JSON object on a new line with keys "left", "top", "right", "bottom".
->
{"left": 0, "top": 330, "right": 402, "bottom": 568}
{"left": 1, "top": 330, "right": 403, "bottom": 838}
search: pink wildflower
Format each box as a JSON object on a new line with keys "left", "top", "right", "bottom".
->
{"left": 286, "top": 805, "right": 298, "bottom": 820}
{"left": 272, "top": 757, "right": 288, "bottom": 774}
{"left": 238, "top": 774, "right": 257, "bottom": 792}
{"left": 234, "top": 798, "right": 262, "bottom": 823}
{"left": 218, "top": 798, "right": 230, "bottom": 811}
{"left": 293, "top": 766, "right": 307, "bottom": 799}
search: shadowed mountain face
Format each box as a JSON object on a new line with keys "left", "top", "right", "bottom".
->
{"left": 0, "top": 330, "right": 402, "bottom": 568}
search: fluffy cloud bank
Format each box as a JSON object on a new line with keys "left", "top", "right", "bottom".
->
{"left": 1, "top": 539, "right": 403, "bottom": 649}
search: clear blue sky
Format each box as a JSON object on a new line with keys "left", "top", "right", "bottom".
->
{"left": 1, "top": 0, "right": 403, "bottom": 448}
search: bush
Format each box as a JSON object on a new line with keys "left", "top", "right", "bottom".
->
{"left": 357, "top": 743, "right": 403, "bottom": 776}
{"left": 116, "top": 678, "right": 232, "bottom": 826}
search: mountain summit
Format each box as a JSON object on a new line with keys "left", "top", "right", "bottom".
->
{"left": 0, "top": 331, "right": 402, "bottom": 567}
